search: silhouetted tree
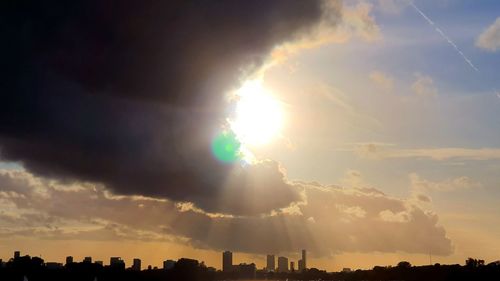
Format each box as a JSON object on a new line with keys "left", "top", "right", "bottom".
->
{"left": 397, "top": 261, "right": 412, "bottom": 268}
{"left": 466, "top": 257, "right": 485, "bottom": 268}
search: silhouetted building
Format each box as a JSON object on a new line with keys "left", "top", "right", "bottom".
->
{"left": 207, "top": 266, "right": 217, "bottom": 272}
{"left": 132, "top": 258, "right": 141, "bottom": 271}
{"left": 302, "top": 249, "right": 306, "bottom": 269}
{"left": 46, "top": 262, "right": 63, "bottom": 269}
{"left": 34, "top": 256, "right": 45, "bottom": 265}
{"left": 290, "top": 261, "right": 295, "bottom": 272}
{"left": 14, "top": 251, "right": 20, "bottom": 259}
{"left": 65, "top": 256, "right": 73, "bottom": 265}
{"left": 278, "top": 256, "right": 288, "bottom": 273}
{"left": 222, "top": 251, "right": 233, "bottom": 272}
{"left": 266, "top": 254, "right": 275, "bottom": 272}
{"left": 110, "top": 257, "right": 125, "bottom": 270}
{"left": 163, "top": 260, "right": 176, "bottom": 270}
{"left": 234, "top": 263, "right": 256, "bottom": 279}
{"left": 342, "top": 267, "right": 352, "bottom": 272}
{"left": 83, "top": 257, "right": 92, "bottom": 263}
{"left": 175, "top": 258, "right": 199, "bottom": 273}
{"left": 298, "top": 249, "right": 307, "bottom": 272}
{"left": 95, "top": 260, "right": 103, "bottom": 266}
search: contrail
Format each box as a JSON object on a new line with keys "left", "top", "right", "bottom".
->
{"left": 408, "top": 1, "right": 479, "bottom": 72}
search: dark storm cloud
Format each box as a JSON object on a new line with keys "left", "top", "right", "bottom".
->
{"left": 0, "top": 0, "right": 339, "bottom": 215}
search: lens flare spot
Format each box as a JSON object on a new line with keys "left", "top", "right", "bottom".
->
{"left": 211, "top": 131, "right": 241, "bottom": 163}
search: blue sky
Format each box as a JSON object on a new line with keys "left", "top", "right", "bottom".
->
{"left": 254, "top": 0, "right": 500, "bottom": 265}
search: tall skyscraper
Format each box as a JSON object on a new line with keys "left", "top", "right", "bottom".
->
{"left": 290, "top": 261, "right": 295, "bottom": 272}
{"left": 14, "top": 251, "right": 20, "bottom": 259}
{"left": 266, "top": 255, "right": 275, "bottom": 272}
{"left": 277, "top": 256, "right": 288, "bottom": 273}
{"left": 302, "top": 249, "right": 306, "bottom": 270}
{"left": 222, "top": 251, "right": 233, "bottom": 272}
{"left": 83, "top": 257, "right": 92, "bottom": 263}
{"left": 132, "top": 258, "right": 141, "bottom": 271}
{"left": 65, "top": 256, "right": 73, "bottom": 265}
{"left": 298, "top": 249, "right": 307, "bottom": 272}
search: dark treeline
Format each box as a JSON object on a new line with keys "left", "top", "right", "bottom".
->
{"left": 2, "top": 256, "right": 500, "bottom": 281}
{"left": 264, "top": 259, "right": 500, "bottom": 281}
{"left": 330, "top": 259, "right": 500, "bottom": 281}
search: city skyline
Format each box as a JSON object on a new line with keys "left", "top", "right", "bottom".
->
{"left": 222, "top": 249, "right": 308, "bottom": 273}
{"left": 1, "top": 0, "right": 500, "bottom": 273}
{"left": 2, "top": 250, "right": 498, "bottom": 275}
{"left": 3, "top": 253, "right": 499, "bottom": 281}
{"left": 1, "top": 250, "right": 311, "bottom": 272}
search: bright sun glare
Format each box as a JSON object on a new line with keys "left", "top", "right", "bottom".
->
{"left": 230, "top": 80, "right": 283, "bottom": 146}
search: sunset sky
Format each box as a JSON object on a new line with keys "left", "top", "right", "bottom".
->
{"left": 1, "top": 0, "right": 500, "bottom": 271}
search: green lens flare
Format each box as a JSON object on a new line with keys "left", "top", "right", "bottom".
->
{"left": 211, "top": 131, "right": 241, "bottom": 163}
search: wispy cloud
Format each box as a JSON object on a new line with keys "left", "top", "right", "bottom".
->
{"left": 268, "top": 1, "right": 380, "bottom": 66}
{"left": 410, "top": 173, "right": 482, "bottom": 192}
{"left": 316, "top": 84, "right": 383, "bottom": 130}
{"left": 411, "top": 73, "right": 438, "bottom": 98}
{"left": 352, "top": 143, "right": 500, "bottom": 161}
{"left": 476, "top": 17, "right": 500, "bottom": 52}
{"left": 369, "top": 71, "right": 395, "bottom": 93}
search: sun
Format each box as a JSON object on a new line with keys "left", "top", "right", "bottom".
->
{"left": 229, "top": 80, "right": 283, "bottom": 146}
